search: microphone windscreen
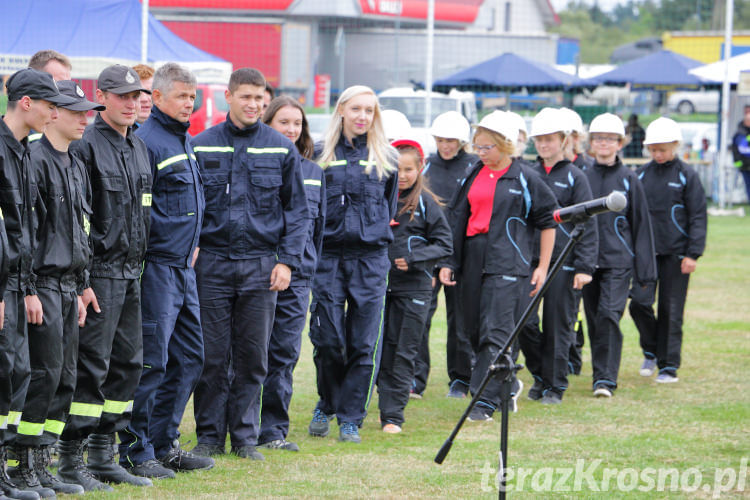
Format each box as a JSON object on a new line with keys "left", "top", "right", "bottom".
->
{"left": 606, "top": 191, "right": 627, "bottom": 212}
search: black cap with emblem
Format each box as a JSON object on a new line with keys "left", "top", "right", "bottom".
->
{"left": 5, "top": 68, "right": 77, "bottom": 106}
{"left": 97, "top": 64, "right": 151, "bottom": 95}
{"left": 56, "top": 80, "right": 106, "bottom": 112}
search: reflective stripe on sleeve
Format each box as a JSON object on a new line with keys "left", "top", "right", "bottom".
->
{"left": 304, "top": 179, "right": 322, "bottom": 187}
{"left": 157, "top": 154, "right": 189, "bottom": 170}
{"left": 193, "top": 146, "right": 235, "bottom": 153}
{"left": 246, "top": 147, "right": 289, "bottom": 154}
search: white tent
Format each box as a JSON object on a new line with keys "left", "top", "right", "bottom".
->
{"left": 689, "top": 52, "right": 750, "bottom": 84}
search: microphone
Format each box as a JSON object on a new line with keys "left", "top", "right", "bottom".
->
{"left": 553, "top": 191, "right": 627, "bottom": 224}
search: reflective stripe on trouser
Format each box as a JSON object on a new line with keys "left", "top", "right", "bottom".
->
{"left": 257, "top": 284, "right": 310, "bottom": 444}
{"left": 16, "top": 288, "right": 79, "bottom": 446}
{"left": 309, "top": 250, "right": 389, "bottom": 425}
{"left": 61, "top": 277, "right": 143, "bottom": 440}
{"left": 519, "top": 268, "right": 576, "bottom": 397}
{"left": 582, "top": 267, "right": 632, "bottom": 390}
{"left": 377, "top": 291, "right": 432, "bottom": 426}
{"left": 193, "top": 251, "right": 277, "bottom": 447}
{"left": 629, "top": 254, "right": 689, "bottom": 373}
{"left": 0, "top": 289, "right": 30, "bottom": 446}
{"left": 120, "top": 262, "right": 204, "bottom": 465}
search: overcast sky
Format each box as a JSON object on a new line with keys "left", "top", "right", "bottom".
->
{"left": 549, "top": 0, "right": 626, "bottom": 12}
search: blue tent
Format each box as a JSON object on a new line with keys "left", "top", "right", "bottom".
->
{"left": 432, "top": 52, "right": 590, "bottom": 92}
{"left": 585, "top": 50, "right": 716, "bottom": 90}
{"left": 0, "top": 0, "right": 231, "bottom": 80}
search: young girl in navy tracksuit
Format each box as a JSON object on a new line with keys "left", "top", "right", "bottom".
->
{"left": 439, "top": 111, "right": 558, "bottom": 421}
{"left": 377, "top": 137, "right": 452, "bottom": 434}
{"left": 519, "top": 108, "right": 598, "bottom": 406}
{"left": 258, "top": 96, "right": 325, "bottom": 452}
{"left": 629, "top": 117, "right": 706, "bottom": 384}
{"left": 582, "top": 113, "right": 656, "bottom": 398}
{"left": 308, "top": 85, "right": 398, "bottom": 444}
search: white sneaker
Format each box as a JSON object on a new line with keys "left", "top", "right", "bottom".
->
{"left": 593, "top": 386, "right": 612, "bottom": 398}
{"left": 640, "top": 358, "right": 657, "bottom": 377}
{"left": 655, "top": 373, "right": 679, "bottom": 384}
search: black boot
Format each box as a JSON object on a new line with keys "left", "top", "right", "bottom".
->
{"left": 56, "top": 440, "right": 112, "bottom": 492}
{"left": 0, "top": 446, "right": 40, "bottom": 500}
{"left": 30, "top": 447, "right": 83, "bottom": 495}
{"left": 6, "top": 446, "right": 55, "bottom": 498}
{"left": 86, "top": 434, "right": 151, "bottom": 487}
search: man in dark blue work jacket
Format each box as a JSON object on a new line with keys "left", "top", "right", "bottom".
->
{"left": 119, "top": 63, "right": 213, "bottom": 479}
{"left": 191, "top": 68, "right": 308, "bottom": 461}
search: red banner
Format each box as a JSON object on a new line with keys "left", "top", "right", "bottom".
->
{"left": 314, "top": 74, "right": 331, "bottom": 108}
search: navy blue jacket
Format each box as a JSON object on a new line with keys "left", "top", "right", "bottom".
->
{"left": 422, "top": 149, "right": 478, "bottom": 207}
{"left": 193, "top": 116, "right": 308, "bottom": 269}
{"left": 29, "top": 136, "right": 91, "bottom": 293}
{"left": 529, "top": 158, "right": 598, "bottom": 275}
{"left": 295, "top": 157, "right": 326, "bottom": 283}
{"left": 388, "top": 187, "right": 452, "bottom": 292}
{"left": 636, "top": 158, "right": 706, "bottom": 259}
{"left": 582, "top": 157, "right": 657, "bottom": 284}
{"left": 318, "top": 134, "right": 398, "bottom": 252}
{"left": 135, "top": 106, "right": 204, "bottom": 268}
{"left": 71, "top": 115, "right": 152, "bottom": 280}
{"left": 446, "top": 159, "right": 558, "bottom": 277}
{"left": 0, "top": 118, "right": 34, "bottom": 294}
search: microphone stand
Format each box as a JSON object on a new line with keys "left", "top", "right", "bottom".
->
{"left": 435, "top": 222, "right": 587, "bottom": 500}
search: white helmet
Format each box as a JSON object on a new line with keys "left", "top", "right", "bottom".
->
{"left": 476, "top": 110, "right": 519, "bottom": 144}
{"left": 430, "top": 111, "right": 471, "bottom": 143}
{"left": 589, "top": 113, "right": 625, "bottom": 136}
{"left": 529, "top": 107, "right": 570, "bottom": 137}
{"left": 505, "top": 111, "right": 527, "bottom": 136}
{"left": 391, "top": 129, "right": 427, "bottom": 163}
{"left": 381, "top": 110, "right": 412, "bottom": 141}
{"left": 644, "top": 117, "right": 682, "bottom": 145}
{"left": 559, "top": 107, "right": 585, "bottom": 134}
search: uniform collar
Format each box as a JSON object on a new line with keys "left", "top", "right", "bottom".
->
{"left": 94, "top": 113, "right": 134, "bottom": 148}
{"left": 593, "top": 155, "right": 622, "bottom": 169}
{"left": 150, "top": 105, "right": 190, "bottom": 136}
{"left": 339, "top": 132, "right": 368, "bottom": 150}
{"left": 224, "top": 113, "right": 260, "bottom": 137}
{"left": 0, "top": 117, "right": 27, "bottom": 159}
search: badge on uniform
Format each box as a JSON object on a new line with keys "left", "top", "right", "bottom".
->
{"left": 142, "top": 193, "right": 152, "bottom": 207}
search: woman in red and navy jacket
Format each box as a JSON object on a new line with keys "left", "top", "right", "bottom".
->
{"left": 439, "top": 111, "right": 558, "bottom": 421}
{"left": 629, "top": 117, "right": 706, "bottom": 384}
{"left": 377, "top": 135, "right": 452, "bottom": 434}
{"left": 308, "top": 85, "right": 398, "bottom": 444}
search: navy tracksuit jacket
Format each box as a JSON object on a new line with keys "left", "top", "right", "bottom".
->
{"left": 192, "top": 116, "right": 308, "bottom": 447}
{"left": 629, "top": 157, "right": 706, "bottom": 375}
{"left": 378, "top": 187, "right": 452, "bottom": 426}
{"left": 519, "top": 159, "right": 598, "bottom": 399}
{"left": 581, "top": 157, "right": 656, "bottom": 390}
{"left": 120, "top": 105, "right": 205, "bottom": 464}
{"left": 415, "top": 149, "right": 478, "bottom": 393}
{"left": 309, "top": 133, "right": 398, "bottom": 426}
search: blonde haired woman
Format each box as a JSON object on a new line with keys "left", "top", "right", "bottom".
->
{"left": 308, "top": 85, "right": 398, "bottom": 443}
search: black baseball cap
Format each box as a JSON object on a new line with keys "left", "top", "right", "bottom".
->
{"left": 56, "top": 80, "right": 105, "bottom": 112}
{"left": 97, "top": 65, "right": 151, "bottom": 95}
{"left": 5, "top": 68, "right": 77, "bottom": 106}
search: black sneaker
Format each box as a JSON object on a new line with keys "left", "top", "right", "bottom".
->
{"left": 527, "top": 380, "right": 544, "bottom": 401}
{"left": 540, "top": 391, "right": 562, "bottom": 405}
{"left": 191, "top": 444, "right": 225, "bottom": 457}
{"left": 258, "top": 439, "right": 300, "bottom": 452}
{"left": 159, "top": 446, "right": 215, "bottom": 472}
{"left": 338, "top": 422, "right": 361, "bottom": 444}
{"left": 126, "top": 459, "right": 176, "bottom": 479}
{"left": 446, "top": 380, "right": 469, "bottom": 398}
{"left": 308, "top": 408, "right": 334, "bottom": 437}
{"left": 467, "top": 405, "right": 493, "bottom": 422}
{"left": 230, "top": 446, "right": 264, "bottom": 461}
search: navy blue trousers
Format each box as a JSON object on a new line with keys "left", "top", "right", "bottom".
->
{"left": 582, "top": 267, "right": 632, "bottom": 390}
{"left": 0, "top": 286, "right": 29, "bottom": 445}
{"left": 120, "top": 262, "right": 204, "bottom": 464}
{"left": 257, "top": 283, "right": 310, "bottom": 444}
{"left": 309, "top": 250, "right": 388, "bottom": 426}
{"left": 193, "top": 251, "right": 277, "bottom": 447}
{"left": 629, "top": 255, "right": 690, "bottom": 375}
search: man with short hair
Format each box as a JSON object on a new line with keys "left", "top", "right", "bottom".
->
{"left": 56, "top": 65, "right": 153, "bottom": 491}
{"left": 191, "top": 68, "right": 308, "bottom": 461}
{"left": 28, "top": 50, "right": 72, "bottom": 82}
{"left": 10, "top": 81, "right": 102, "bottom": 497}
{"left": 119, "top": 62, "right": 213, "bottom": 478}
{"left": 261, "top": 82, "right": 274, "bottom": 118}
{"left": 132, "top": 64, "right": 155, "bottom": 127}
{"left": 1, "top": 67, "right": 72, "bottom": 500}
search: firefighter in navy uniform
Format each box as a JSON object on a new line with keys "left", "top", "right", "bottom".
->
{"left": 56, "top": 65, "right": 153, "bottom": 491}
{"left": 629, "top": 117, "right": 706, "bottom": 384}
{"left": 9, "top": 81, "right": 99, "bottom": 498}
{"left": 1, "top": 68, "right": 73, "bottom": 500}
{"left": 119, "top": 63, "right": 213, "bottom": 478}
{"left": 191, "top": 69, "right": 307, "bottom": 461}
{"left": 581, "top": 113, "right": 656, "bottom": 398}
{"left": 413, "top": 111, "right": 477, "bottom": 399}
{"left": 518, "top": 108, "right": 598, "bottom": 405}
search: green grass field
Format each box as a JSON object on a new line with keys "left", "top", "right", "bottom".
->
{"left": 87, "top": 215, "right": 749, "bottom": 499}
